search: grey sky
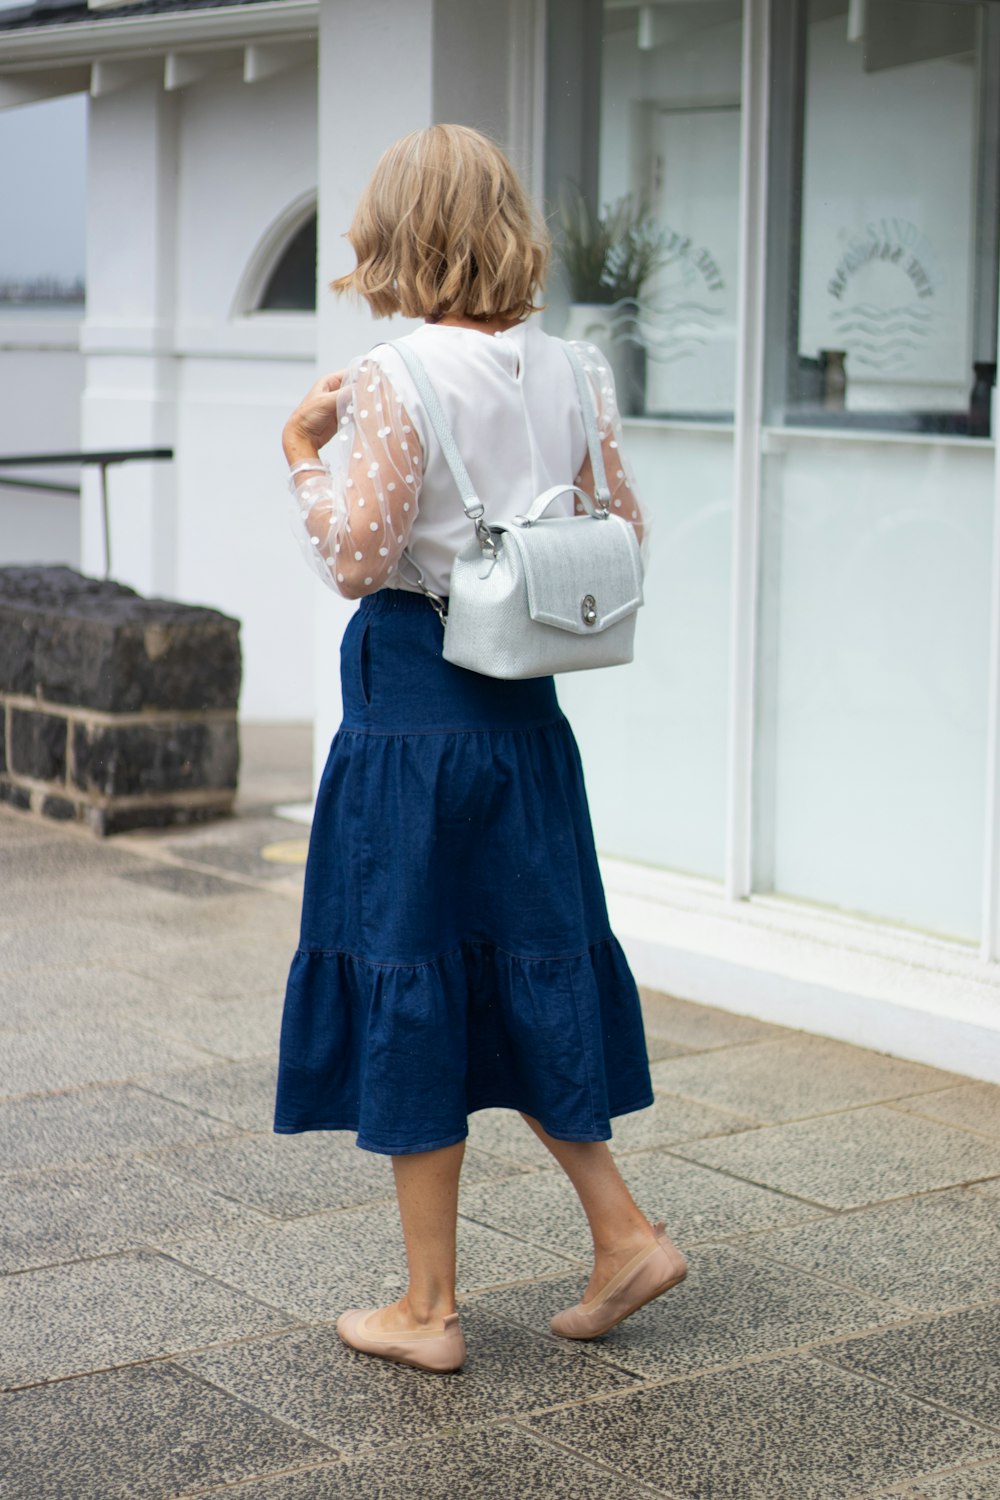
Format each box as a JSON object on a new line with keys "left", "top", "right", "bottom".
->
{"left": 0, "top": 93, "right": 87, "bottom": 281}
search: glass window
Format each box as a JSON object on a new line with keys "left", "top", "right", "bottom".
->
{"left": 257, "top": 213, "right": 317, "bottom": 313}
{"left": 754, "top": 0, "right": 1000, "bottom": 942}
{"left": 546, "top": 0, "right": 743, "bottom": 881}
{"left": 769, "top": 0, "right": 1000, "bottom": 437}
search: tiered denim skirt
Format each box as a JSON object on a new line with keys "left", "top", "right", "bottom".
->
{"left": 273, "top": 589, "right": 653, "bottom": 1155}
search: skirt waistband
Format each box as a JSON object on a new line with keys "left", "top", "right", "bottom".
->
{"left": 358, "top": 588, "right": 445, "bottom": 618}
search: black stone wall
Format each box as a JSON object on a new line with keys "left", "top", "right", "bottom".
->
{"left": 0, "top": 566, "right": 242, "bottom": 835}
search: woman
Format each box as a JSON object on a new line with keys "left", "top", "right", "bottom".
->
{"left": 273, "top": 124, "right": 686, "bottom": 1374}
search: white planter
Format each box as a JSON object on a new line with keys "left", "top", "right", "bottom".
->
{"left": 562, "top": 300, "right": 646, "bottom": 416}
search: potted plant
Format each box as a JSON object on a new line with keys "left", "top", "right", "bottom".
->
{"left": 557, "top": 185, "right": 667, "bottom": 415}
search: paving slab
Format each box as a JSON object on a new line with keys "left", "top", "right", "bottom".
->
{"left": 0, "top": 1251, "right": 299, "bottom": 1388}
{"left": 0, "top": 1360, "right": 328, "bottom": 1499}
{"left": 906, "top": 1463, "right": 1000, "bottom": 1498}
{"left": 529, "top": 1356, "right": 1000, "bottom": 1500}
{"left": 459, "top": 1152, "right": 828, "bottom": 1263}
{"left": 169, "top": 1201, "right": 569, "bottom": 1320}
{"left": 677, "top": 1106, "right": 1000, "bottom": 1210}
{"left": 135, "top": 1056, "right": 280, "bottom": 1129}
{"left": 0, "top": 1020, "right": 217, "bottom": 1099}
{"left": 894, "top": 1084, "right": 1000, "bottom": 1142}
{"left": 0, "top": 962, "right": 185, "bottom": 1031}
{"left": 1, "top": 1156, "right": 273, "bottom": 1272}
{"left": 610, "top": 1090, "right": 759, "bottom": 1153}
{"left": 104, "top": 988, "right": 285, "bottom": 1061}
{"left": 466, "top": 1107, "right": 554, "bottom": 1166}
{"left": 178, "top": 1310, "right": 640, "bottom": 1454}
{"left": 819, "top": 1306, "right": 1000, "bottom": 1429}
{"left": 472, "top": 1242, "right": 904, "bottom": 1379}
{"left": 146, "top": 1132, "right": 522, "bottom": 1218}
{"left": 465, "top": 1097, "right": 757, "bottom": 1165}
{"left": 0, "top": 1083, "right": 239, "bottom": 1172}
{"left": 649, "top": 1036, "right": 964, "bottom": 1124}
{"left": 189, "top": 1425, "right": 654, "bottom": 1500}
{"left": 741, "top": 1187, "right": 1000, "bottom": 1313}
{"left": 0, "top": 913, "right": 182, "bottom": 972}
{"left": 118, "top": 931, "right": 295, "bottom": 998}
{"left": 640, "top": 988, "right": 792, "bottom": 1050}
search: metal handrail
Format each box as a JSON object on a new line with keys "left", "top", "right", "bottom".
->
{"left": 0, "top": 449, "right": 174, "bottom": 579}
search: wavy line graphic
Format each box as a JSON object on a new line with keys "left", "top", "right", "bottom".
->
{"left": 833, "top": 302, "right": 934, "bottom": 321}
{"left": 830, "top": 319, "right": 933, "bottom": 338}
{"left": 838, "top": 338, "right": 924, "bottom": 356}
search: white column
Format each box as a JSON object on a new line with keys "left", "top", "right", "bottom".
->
{"left": 80, "top": 82, "right": 179, "bottom": 596}
{"left": 309, "top": 0, "right": 544, "bottom": 794}
{"left": 724, "top": 0, "right": 771, "bottom": 902}
{"left": 309, "top": 0, "right": 434, "bottom": 788}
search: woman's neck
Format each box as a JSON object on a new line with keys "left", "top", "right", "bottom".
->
{"left": 427, "top": 314, "right": 523, "bottom": 335}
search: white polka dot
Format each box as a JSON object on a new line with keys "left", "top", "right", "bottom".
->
{"left": 358, "top": 498, "right": 365, "bottom": 507}
{"left": 387, "top": 482, "right": 396, "bottom": 491}
{"left": 402, "top": 425, "right": 411, "bottom": 433}
{"left": 364, "top": 577, "right": 373, "bottom": 585}
{"left": 631, "top": 510, "right": 638, "bottom": 518}
{"left": 405, "top": 475, "right": 414, "bottom": 484}
{"left": 367, "top": 383, "right": 375, "bottom": 392}
{"left": 370, "top": 521, "right": 378, "bottom": 531}
{"left": 353, "top": 452, "right": 362, "bottom": 460}
{"left": 614, "top": 499, "right": 622, "bottom": 508}
{"left": 401, "top": 441, "right": 408, "bottom": 451}
{"left": 354, "top": 551, "right": 363, "bottom": 561}
{"left": 378, "top": 546, "right": 389, "bottom": 556}
{"left": 337, "top": 573, "right": 344, "bottom": 582}
{"left": 310, "top": 536, "right": 319, "bottom": 546}
{"left": 346, "top": 478, "right": 353, "bottom": 488}
{"left": 335, "top": 544, "right": 341, "bottom": 553}
{"left": 403, "top": 502, "right": 410, "bottom": 512}
{"left": 360, "top": 410, "right": 369, "bottom": 418}
{"left": 610, "top": 441, "right": 618, "bottom": 449}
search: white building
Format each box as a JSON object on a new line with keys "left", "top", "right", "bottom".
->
{"left": 3, "top": 0, "right": 1000, "bottom": 1083}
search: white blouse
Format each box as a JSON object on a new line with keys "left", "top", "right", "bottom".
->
{"left": 287, "top": 319, "right": 643, "bottom": 601}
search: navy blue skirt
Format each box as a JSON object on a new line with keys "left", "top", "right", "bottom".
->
{"left": 273, "top": 589, "right": 653, "bottom": 1154}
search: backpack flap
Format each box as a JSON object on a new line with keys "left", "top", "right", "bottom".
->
{"left": 500, "top": 513, "right": 644, "bottom": 636}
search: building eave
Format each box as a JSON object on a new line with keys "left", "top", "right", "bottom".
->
{"left": 0, "top": 0, "right": 318, "bottom": 69}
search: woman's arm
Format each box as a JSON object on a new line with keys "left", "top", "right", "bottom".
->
{"left": 283, "top": 357, "right": 424, "bottom": 599}
{"left": 568, "top": 341, "right": 646, "bottom": 555}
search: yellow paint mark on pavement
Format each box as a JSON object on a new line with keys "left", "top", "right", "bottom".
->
{"left": 260, "top": 838, "right": 310, "bottom": 865}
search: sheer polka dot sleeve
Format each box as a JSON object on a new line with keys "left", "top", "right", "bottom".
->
{"left": 287, "top": 356, "right": 423, "bottom": 599}
{"left": 567, "top": 339, "right": 647, "bottom": 561}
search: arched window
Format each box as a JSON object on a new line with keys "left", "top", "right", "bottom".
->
{"left": 256, "top": 211, "right": 317, "bottom": 312}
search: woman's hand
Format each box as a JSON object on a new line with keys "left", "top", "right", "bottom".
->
{"left": 283, "top": 371, "right": 347, "bottom": 462}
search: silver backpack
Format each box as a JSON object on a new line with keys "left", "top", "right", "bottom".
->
{"left": 393, "top": 338, "right": 644, "bottom": 680}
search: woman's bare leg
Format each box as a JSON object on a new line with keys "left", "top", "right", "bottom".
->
{"left": 366, "top": 1141, "right": 465, "bottom": 1334}
{"left": 520, "top": 1114, "right": 664, "bottom": 1302}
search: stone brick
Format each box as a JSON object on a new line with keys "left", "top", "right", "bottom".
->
{"left": 0, "top": 566, "right": 241, "bottom": 713}
{"left": 39, "top": 795, "right": 78, "bottom": 822}
{"left": 10, "top": 708, "right": 68, "bottom": 782}
{"left": 95, "top": 800, "right": 233, "bottom": 837}
{"left": 0, "top": 780, "right": 31, "bottom": 810}
{"left": 72, "top": 719, "right": 239, "bottom": 799}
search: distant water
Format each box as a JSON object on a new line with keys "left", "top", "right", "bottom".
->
{"left": 0, "top": 304, "right": 85, "bottom": 320}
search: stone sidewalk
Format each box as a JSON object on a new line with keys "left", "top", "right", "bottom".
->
{"left": 2, "top": 724, "right": 1000, "bottom": 1500}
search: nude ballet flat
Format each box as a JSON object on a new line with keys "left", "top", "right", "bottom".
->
{"left": 336, "top": 1308, "right": 466, "bottom": 1372}
{"left": 550, "top": 1221, "right": 687, "bottom": 1339}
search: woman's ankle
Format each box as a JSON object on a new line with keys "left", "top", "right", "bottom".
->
{"left": 400, "top": 1290, "right": 457, "bottom": 1326}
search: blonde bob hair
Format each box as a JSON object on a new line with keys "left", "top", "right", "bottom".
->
{"left": 331, "top": 124, "right": 550, "bottom": 322}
